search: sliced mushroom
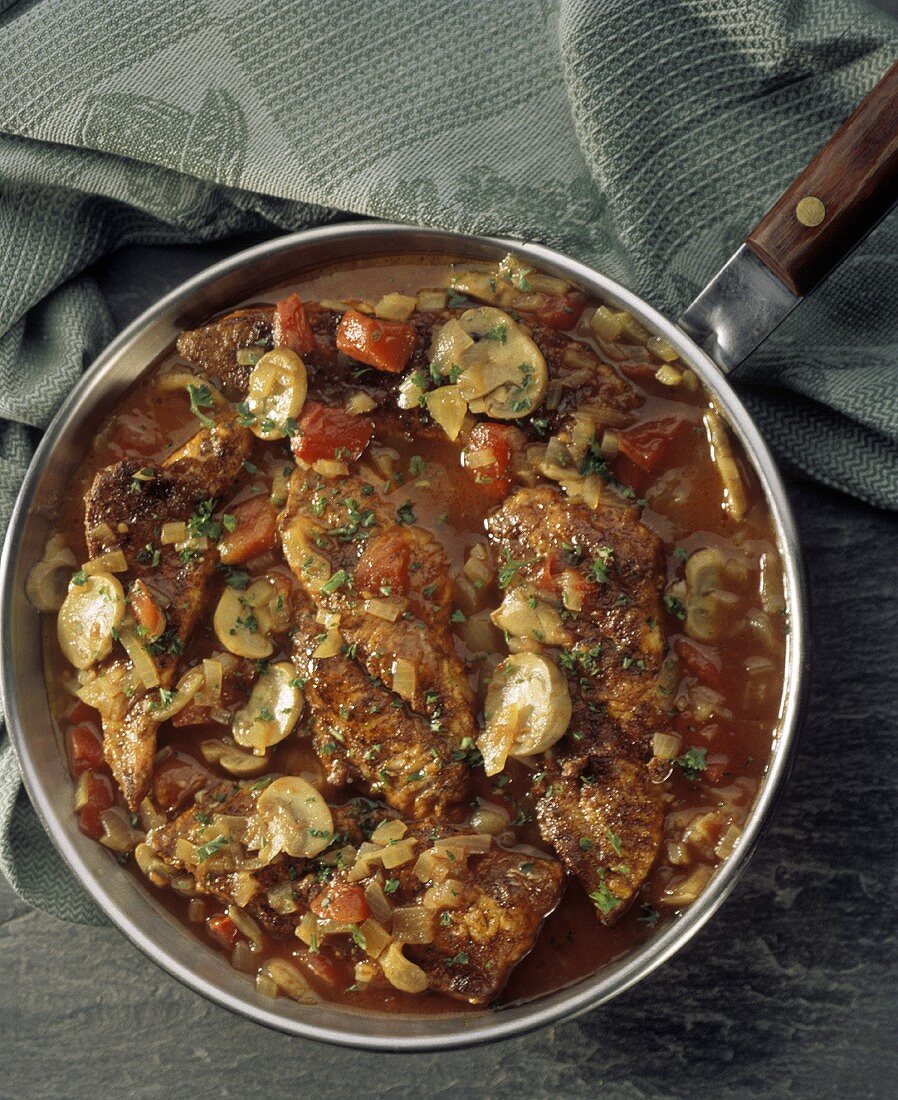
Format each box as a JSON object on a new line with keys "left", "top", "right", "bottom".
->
{"left": 454, "top": 307, "right": 548, "bottom": 419}
{"left": 232, "top": 662, "right": 304, "bottom": 754}
{"left": 478, "top": 652, "right": 572, "bottom": 776}
{"left": 684, "top": 548, "right": 748, "bottom": 644}
{"left": 213, "top": 578, "right": 287, "bottom": 659}
{"left": 248, "top": 776, "right": 334, "bottom": 860}
{"left": 57, "top": 571, "right": 125, "bottom": 669}
{"left": 491, "top": 585, "right": 572, "bottom": 648}
{"left": 26, "top": 535, "right": 78, "bottom": 612}
{"left": 200, "top": 739, "right": 272, "bottom": 777}
{"left": 246, "top": 348, "right": 308, "bottom": 441}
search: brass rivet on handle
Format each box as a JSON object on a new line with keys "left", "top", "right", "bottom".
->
{"left": 795, "top": 196, "right": 825, "bottom": 227}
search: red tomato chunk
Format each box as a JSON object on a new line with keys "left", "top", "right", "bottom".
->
{"left": 462, "top": 422, "right": 518, "bottom": 503}
{"left": 617, "top": 417, "right": 686, "bottom": 473}
{"left": 273, "top": 293, "right": 315, "bottom": 356}
{"left": 78, "top": 774, "right": 115, "bottom": 840}
{"left": 310, "top": 882, "right": 371, "bottom": 923}
{"left": 336, "top": 309, "right": 416, "bottom": 373}
{"left": 69, "top": 724, "right": 104, "bottom": 775}
{"left": 292, "top": 401, "right": 374, "bottom": 464}
{"left": 218, "top": 495, "right": 278, "bottom": 564}
{"left": 535, "top": 290, "right": 586, "bottom": 330}
{"left": 207, "top": 913, "right": 240, "bottom": 950}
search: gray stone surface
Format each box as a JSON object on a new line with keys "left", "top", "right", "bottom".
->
{"left": 1, "top": 242, "right": 896, "bottom": 1099}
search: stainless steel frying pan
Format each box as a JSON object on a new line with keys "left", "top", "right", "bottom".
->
{"left": 1, "top": 60, "right": 896, "bottom": 1051}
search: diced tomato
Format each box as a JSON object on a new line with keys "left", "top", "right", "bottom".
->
{"left": 617, "top": 417, "right": 685, "bottom": 474}
{"left": 354, "top": 528, "right": 412, "bottom": 596}
{"left": 66, "top": 699, "right": 99, "bottom": 726}
{"left": 129, "top": 579, "right": 166, "bottom": 641}
{"left": 675, "top": 637, "right": 722, "bottom": 689}
{"left": 207, "top": 913, "right": 240, "bottom": 950}
{"left": 299, "top": 949, "right": 348, "bottom": 987}
{"left": 273, "top": 293, "right": 316, "bottom": 356}
{"left": 152, "top": 753, "right": 208, "bottom": 814}
{"left": 462, "top": 422, "right": 519, "bottom": 503}
{"left": 336, "top": 309, "right": 417, "bottom": 374}
{"left": 218, "top": 495, "right": 278, "bottom": 565}
{"left": 534, "top": 290, "right": 586, "bottom": 330}
{"left": 291, "top": 401, "right": 374, "bottom": 464}
{"left": 77, "top": 773, "right": 115, "bottom": 840}
{"left": 69, "top": 724, "right": 104, "bottom": 776}
{"left": 311, "top": 882, "right": 371, "bottom": 923}
{"left": 703, "top": 759, "right": 728, "bottom": 785}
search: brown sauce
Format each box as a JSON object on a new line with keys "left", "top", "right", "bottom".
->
{"left": 43, "top": 255, "right": 787, "bottom": 1016}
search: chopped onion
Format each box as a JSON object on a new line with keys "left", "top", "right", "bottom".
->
{"left": 391, "top": 657, "right": 417, "bottom": 702}
{"left": 364, "top": 880, "right": 394, "bottom": 924}
{"left": 371, "top": 819, "right": 407, "bottom": 846}
{"left": 433, "top": 834, "right": 491, "bottom": 857}
{"left": 82, "top": 549, "right": 128, "bottom": 575}
{"left": 255, "top": 970, "right": 279, "bottom": 999}
{"left": 422, "top": 879, "right": 466, "bottom": 910}
{"left": 313, "top": 627, "right": 343, "bottom": 658}
{"left": 560, "top": 570, "right": 584, "bottom": 612}
{"left": 589, "top": 306, "right": 624, "bottom": 341}
{"left": 666, "top": 841, "right": 690, "bottom": 865}
{"left": 227, "top": 904, "right": 264, "bottom": 952}
{"left": 134, "top": 842, "right": 171, "bottom": 886}
{"left": 463, "top": 544, "right": 493, "bottom": 587}
{"left": 652, "top": 732, "right": 682, "bottom": 760}
{"left": 704, "top": 408, "right": 748, "bottom": 521}
{"left": 170, "top": 874, "right": 197, "bottom": 897}
{"left": 230, "top": 941, "right": 257, "bottom": 973}
{"left": 187, "top": 898, "right": 206, "bottom": 923}
{"left": 263, "top": 959, "right": 317, "bottom": 1004}
{"left": 647, "top": 335, "right": 679, "bottom": 362}
{"left": 425, "top": 385, "right": 468, "bottom": 441}
{"left": 364, "top": 596, "right": 408, "bottom": 621}
{"left": 655, "top": 364, "right": 684, "bottom": 386}
{"left": 599, "top": 429, "right": 619, "bottom": 460}
{"left": 197, "top": 658, "right": 223, "bottom": 705}
{"left": 345, "top": 390, "right": 378, "bottom": 415}
{"left": 381, "top": 837, "right": 418, "bottom": 869}
{"left": 759, "top": 551, "right": 786, "bottom": 614}
{"left": 97, "top": 807, "right": 138, "bottom": 853}
{"left": 375, "top": 293, "right": 416, "bottom": 322}
{"left": 391, "top": 906, "right": 435, "bottom": 945}
{"left": 312, "top": 458, "right": 349, "bottom": 478}
{"left": 715, "top": 823, "right": 743, "bottom": 859}
{"left": 359, "top": 917, "right": 392, "bottom": 958}
{"left": 397, "top": 374, "right": 426, "bottom": 410}
{"left": 660, "top": 864, "right": 713, "bottom": 906}
{"left": 161, "top": 521, "right": 187, "bottom": 545}
{"left": 417, "top": 289, "right": 447, "bottom": 311}
{"left": 149, "top": 666, "right": 205, "bottom": 721}
{"left": 379, "top": 941, "right": 429, "bottom": 994}
{"left": 119, "top": 628, "right": 160, "bottom": 688}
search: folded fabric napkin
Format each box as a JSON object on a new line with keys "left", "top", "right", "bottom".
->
{"left": 0, "top": 0, "right": 895, "bottom": 924}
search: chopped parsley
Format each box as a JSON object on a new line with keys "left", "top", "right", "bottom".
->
{"left": 497, "top": 548, "right": 537, "bottom": 588}
{"left": 396, "top": 500, "right": 416, "bottom": 525}
{"left": 187, "top": 383, "right": 215, "bottom": 428}
{"left": 71, "top": 570, "right": 87, "bottom": 586}
{"left": 194, "top": 835, "right": 228, "bottom": 862}
{"left": 587, "top": 546, "right": 614, "bottom": 584}
{"left": 675, "top": 746, "right": 708, "bottom": 781}
{"left": 663, "top": 594, "right": 687, "bottom": 621}
{"left": 384, "top": 878, "right": 400, "bottom": 895}
{"left": 321, "top": 569, "right": 350, "bottom": 595}
{"left": 444, "top": 951, "right": 469, "bottom": 968}
{"left": 589, "top": 880, "right": 620, "bottom": 916}
{"left": 606, "top": 829, "right": 623, "bottom": 857}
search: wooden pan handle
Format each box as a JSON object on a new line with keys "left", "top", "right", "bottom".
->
{"left": 745, "top": 59, "right": 898, "bottom": 297}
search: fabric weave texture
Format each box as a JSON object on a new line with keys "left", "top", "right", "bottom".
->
{"left": 0, "top": 0, "right": 895, "bottom": 923}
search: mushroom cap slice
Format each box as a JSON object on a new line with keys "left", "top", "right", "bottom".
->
{"left": 57, "top": 571, "right": 125, "bottom": 670}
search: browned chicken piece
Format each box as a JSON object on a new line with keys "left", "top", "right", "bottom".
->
{"left": 176, "top": 307, "right": 273, "bottom": 394}
{"left": 393, "top": 827, "right": 564, "bottom": 1004}
{"left": 83, "top": 414, "right": 252, "bottom": 808}
{"left": 148, "top": 781, "right": 563, "bottom": 1004}
{"left": 149, "top": 783, "right": 389, "bottom": 937}
{"left": 486, "top": 485, "right": 668, "bottom": 923}
{"left": 175, "top": 303, "right": 635, "bottom": 442}
{"left": 280, "top": 470, "right": 472, "bottom": 818}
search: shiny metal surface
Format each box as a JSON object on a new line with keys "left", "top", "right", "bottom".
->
{"left": 678, "top": 244, "right": 800, "bottom": 372}
{"left": 0, "top": 222, "right": 808, "bottom": 1051}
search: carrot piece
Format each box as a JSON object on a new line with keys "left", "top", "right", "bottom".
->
{"left": 311, "top": 882, "right": 371, "bottom": 923}
{"left": 462, "top": 422, "right": 518, "bottom": 503}
{"left": 291, "top": 401, "right": 374, "bottom": 464}
{"left": 273, "top": 293, "right": 315, "bottom": 356}
{"left": 218, "top": 495, "right": 278, "bottom": 565}
{"left": 534, "top": 290, "right": 586, "bottom": 330}
{"left": 130, "top": 579, "right": 166, "bottom": 641}
{"left": 207, "top": 913, "right": 240, "bottom": 950}
{"left": 336, "top": 309, "right": 416, "bottom": 373}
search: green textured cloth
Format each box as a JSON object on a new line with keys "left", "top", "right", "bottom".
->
{"left": 0, "top": 0, "right": 896, "bottom": 924}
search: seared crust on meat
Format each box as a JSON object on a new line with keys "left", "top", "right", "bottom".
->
{"left": 486, "top": 486, "right": 667, "bottom": 921}
{"left": 280, "top": 472, "right": 472, "bottom": 817}
{"left": 83, "top": 415, "right": 252, "bottom": 808}
{"left": 176, "top": 307, "right": 273, "bottom": 394}
{"left": 149, "top": 781, "right": 563, "bottom": 1004}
